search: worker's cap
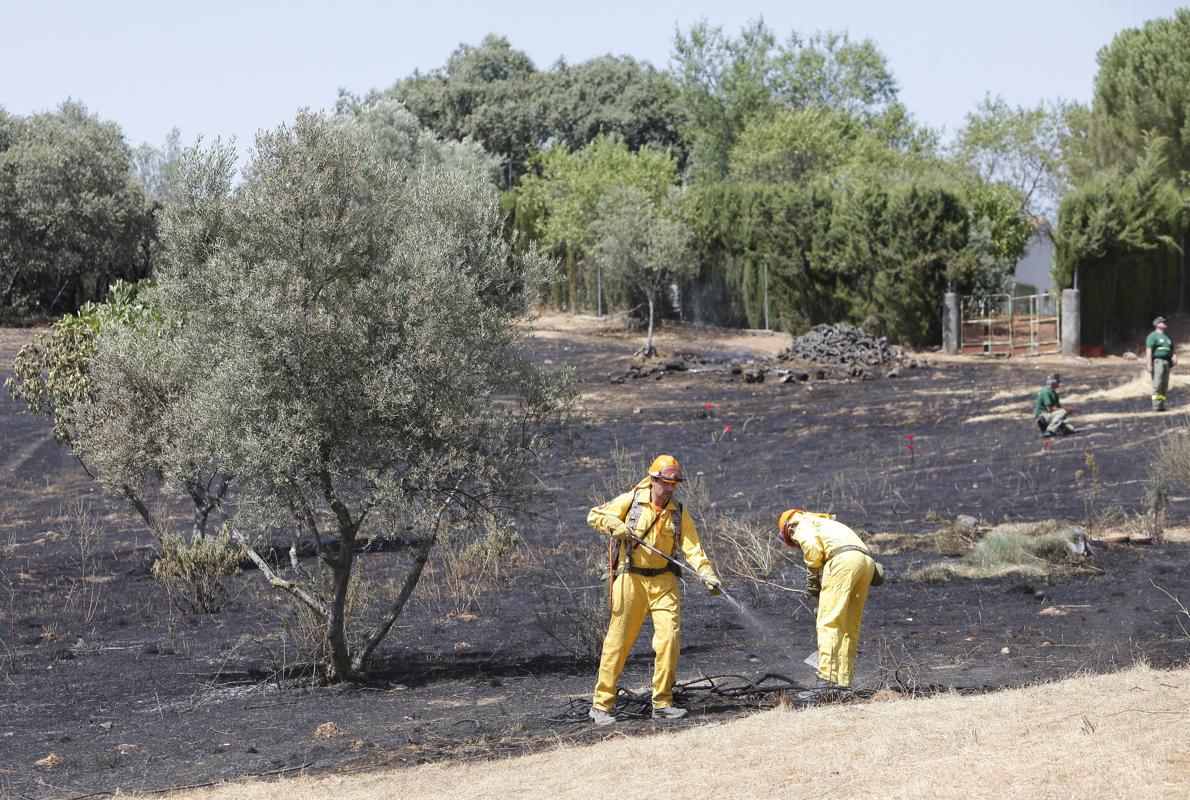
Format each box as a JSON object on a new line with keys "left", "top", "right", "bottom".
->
{"left": 778, "top": 508, "right": 805, "bottom": 547}
{"left": 647, "top": 454, "right": 684, "bottom": 484}
{"left": 1153, "top": 316, "right": 1167, "bottom": 327}
{"left": 1046, "top": 373, "right": 1061, "bottom": 385}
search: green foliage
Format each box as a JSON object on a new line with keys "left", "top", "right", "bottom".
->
{"left": 948, "top": 182, "right": 1035, "bottom": 297}
{"left": 539, "top": 55, "right": 686, "bottom": 155}
{"left": 953, "top": 95, "right": 1073, "bottom": 221}
{"left": 1054, "top": 140, "right": 1184, "bottom": 344}
{"left": 78, "top": 110, "right": 573, "bottom": 680}
{"left": 681, "top": 175, "right": 973, "bottom": 345}
{"left": 1089, "top": 9, "right": 1190, "bottom": 180}
{"left": 6, "top": 279, "right": 157, "bottom": 444}
{"left": 0, "top": 101, "right": 152, "bottom": 314}
{"left": 1052, "top": 9, "right": 1190, "bottom": 343}
{"left": 729, "top": 107, "right": 854, "bottom": 183}
{"left": 345, "top": 97, "right": 500, "bottom": 181}
{"left": 516, "top": 136, "right": 679, "bottom": 310}
{"left": 380, "top": 34, "right": 540, "bottom": 186}
{"left": 593, "top": 187, "right": 695, "bottom": 354}
{"left": 672, "top": 19, "right": 900, "bottom": 182}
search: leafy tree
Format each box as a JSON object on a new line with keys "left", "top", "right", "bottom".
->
{"left": 77, "top": 111, "right": 572, "bottom": 680}
{"left": 517, "top": 135, "right": 678, "bottom": 309}
{"left": 5, "top": 279, "right": 229, "bottom": 544}
{"left": 346, "top": 97, "right": 499, "bottom": 180}
{"left": 780, "top": 30, "right": 898, "bottom": 116}
{"left": 955, "top": 181, "right": 1035, "bottom": 295}
{"left": 0, "top": 101, "right": 151, "bottom": 314}
{"left": 1089, "top": 9, "right": 1190, "bottom": 179}
{"left": 672, "top": 18, "right": 900, "bottom": 182}
{"left": 954, "top": 95, "right": 1073, "bottom": 221}
{"left": 729, "top": 107, "right": 853, "bottom": 183}
{"left": 132, "top": 127, "right": 185, "bottom": 206}
{"left": 540, "top": 55, "right": 686, "bottom": 155}
{"left": 671, "top": 19, "right": 785, "bottom": 182}
{"left": 594, "top": 187, "right": 694, "bottom": 356}
{"left": 381, "top": 34, "right": 540, "bottom": 187}
{"left": 7, "top": 279, "right": 156, "bottom": 446}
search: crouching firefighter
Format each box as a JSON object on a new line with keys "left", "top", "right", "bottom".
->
{"left": 586, "top": 454, "right": 722, "bottom": 725}
{"left": 778, "top": 508, "right": 882, "bottom": 704}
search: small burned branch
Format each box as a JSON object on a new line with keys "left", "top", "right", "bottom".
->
{"left": 120, "top": 486, "right": 168, "bottom": 546}
{"left": 228, "top": 528, "right": 328, "bottom": 619}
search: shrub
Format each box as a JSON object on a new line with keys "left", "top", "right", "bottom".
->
{"left": 151, "top": 531, "right": 244, "bottom": 613}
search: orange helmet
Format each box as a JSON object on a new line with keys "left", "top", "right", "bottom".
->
{"left": 648, "top": 454, "right": 684, "bottom": 483}
{"left": 778, "top": 508, "right": 805, "bottom": 547}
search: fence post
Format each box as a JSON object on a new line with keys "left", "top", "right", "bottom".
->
{"left": 943, "top": 292, "right": 961, "bottom": 354}
{"left": 1061, "top": 288, "right": 1080, "bottom": 357}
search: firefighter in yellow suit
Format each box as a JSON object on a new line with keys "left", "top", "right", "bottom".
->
{"left": 778, "top": 508, "right": 876, "bottom": 700}
{"left": 586, "top": 455, "right": 721, "bottom": 725}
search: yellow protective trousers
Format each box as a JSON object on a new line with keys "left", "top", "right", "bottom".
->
{"left": 592, "top": 570, "right": 681, "bottom": 711}
{"left": 816, "top": 550, "right": 874, "bottom": 687}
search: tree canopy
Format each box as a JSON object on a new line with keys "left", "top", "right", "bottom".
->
{"left": 72, "top": 110, "right": 573, "bottom": 680}
{"left": 0, "top": 101, "right": 151, "bottom": 314}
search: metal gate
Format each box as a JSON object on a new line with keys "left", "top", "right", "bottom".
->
{"left": 961, "top": 292, "right": 1060, "bottom": 357}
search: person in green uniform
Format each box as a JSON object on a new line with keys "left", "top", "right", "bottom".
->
{"left": 1034, "top": 373, "right": 1074, "bottom": 437}
{"left": 1146, "top": 316, "right": 1176, "bottom": 412}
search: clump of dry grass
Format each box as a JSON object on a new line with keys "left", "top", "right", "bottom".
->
{"left": 154, "top": 662, "right": 1190, "bottom": 800}
{"left": 905, "top": 520, "right": 1088, "bottom": 582}
{"left": 923, "top": 521, "right": 981, "bottom": 556}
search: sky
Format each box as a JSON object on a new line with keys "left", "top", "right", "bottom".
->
{"left": 2, "top": 0, "right": 1185, "bottom": 159}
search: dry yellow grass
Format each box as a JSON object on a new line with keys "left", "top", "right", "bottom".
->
{"left": 155, "top": 663, "right": 1189, "bottom": 800}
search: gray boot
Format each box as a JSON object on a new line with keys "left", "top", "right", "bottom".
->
{"left": 653, "top": 705, "right": 688, "bottom": 720}
{"left": 588, "top": 707, "right": 616, "bottom": 726}
{"left": 797, "top": 678, "right": 841, "bottom": 704}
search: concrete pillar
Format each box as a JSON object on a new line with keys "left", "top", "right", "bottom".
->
{"left": 943, "top": 292, "right": 961, "bottom": 354}
{"left": 1061, "top": 288, "right": 1080, "bottom": 357}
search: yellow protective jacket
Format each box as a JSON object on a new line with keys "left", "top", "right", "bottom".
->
{"left": 587, "top": 479, "right": 717, "bottom": 581}
{"left": 787, "top": 514, "right": 869, "bottom": 571}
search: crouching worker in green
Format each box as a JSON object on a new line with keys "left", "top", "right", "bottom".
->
{"left": 585, "top": 454, "right": 721, "bottom": 726}
{"left": 1147, "top": 317, "right": 1176, "bottom": 411}
{"left": 1034, "top": 373, "right": 1074, "bottom": 437}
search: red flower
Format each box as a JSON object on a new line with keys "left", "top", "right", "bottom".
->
{"left": 705, "top": 403, "right": 714, "bottom": 410}
{"left": 723, "top": 425, "right": 733, "bottom": 432}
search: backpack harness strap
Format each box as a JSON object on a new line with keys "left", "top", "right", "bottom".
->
{"left": 613, "top": 497, "right": 682, "bottom": 578}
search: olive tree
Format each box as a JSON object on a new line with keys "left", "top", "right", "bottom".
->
{"left": 594, "top": 187, "right": 694, "bottom": 357}
{"left": 5, "top": 279, "right": 230, "bottom": 545}
{"left": 77, "top": 111, "right": 571, "bottom": 680}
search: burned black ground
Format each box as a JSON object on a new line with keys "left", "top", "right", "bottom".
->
{"left": 1, "top": 322, "right": 1188, "bottom": 799}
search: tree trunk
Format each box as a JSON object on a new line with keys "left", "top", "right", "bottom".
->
{"left": 326, "top": 529, "right": 357, "bottom": 682}
{"left": 644, "top": 295, "right": 656, "bottom": 358}
{"left": 352, "top": 532, "right": 437, "bottom": 674}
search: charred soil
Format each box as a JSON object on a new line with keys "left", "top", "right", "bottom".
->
{"left": 1, "top": 318, "right": 1188, "bottom": 798}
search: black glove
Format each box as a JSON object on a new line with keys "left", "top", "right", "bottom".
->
{"left": 806, "top": 571, "right": 822, "bottom": 598}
